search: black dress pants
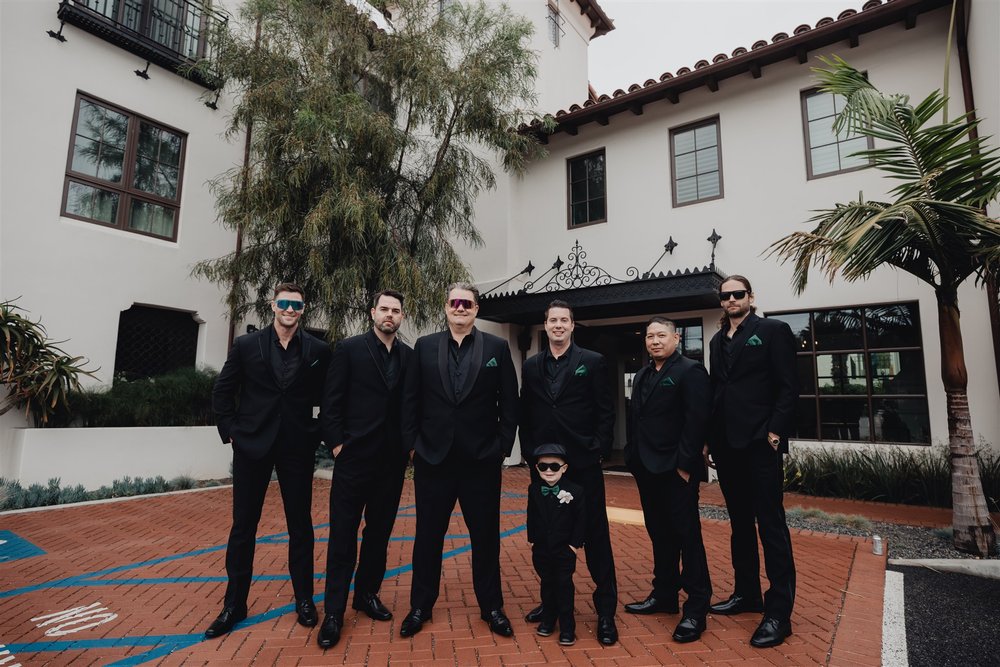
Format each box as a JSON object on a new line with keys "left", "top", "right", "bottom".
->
{"left": 532, "top": 544, "right": 577, "bottom": 634}
{"left": 630, "top": 462, "right": 712, "bottom": 618}
{"left": 224, "top": 442, "right": 315, "bottom": 611}
{"left": 713, "top": 439, "right": 796, "bottom": 621}
{"left": 410, "top": 454, "right": 503, "bottom": 614}
{"left": 323, "top": 449, "right": 407, "bottom": 618}
{"left": 530, "top": 462, "right": 618, "bottom": 617}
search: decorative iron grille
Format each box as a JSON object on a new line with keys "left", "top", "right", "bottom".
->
{"left": 113, "top": 305, "right": 199, "bottom": 380}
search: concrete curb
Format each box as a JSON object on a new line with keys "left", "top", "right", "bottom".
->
{"left": 888, "top": 558, "right": 1000, "bottom": 580}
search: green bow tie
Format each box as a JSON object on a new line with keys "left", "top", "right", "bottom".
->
{"left": 541, "top": 484, "right": 560, "bottom": 496}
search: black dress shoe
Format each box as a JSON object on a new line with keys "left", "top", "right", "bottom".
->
{"left": 524, "top": 603, "right": 545, "bottom": 623}
{"left": 709, "top": 593, "right": 764, "bottom": 616}
{"left": 558, "top": 630, "right": 576, "bottom": 646}
{"left": 536, "top": 618, "right": 556, "bottom": 637}
{"left": 317, "top": 615, "right": 342, "bottom": 649}
{"left": 624, "top": 594, "right": 680, "bottom": 615}
{"left": 399, "top": 608, "right": 431, "bottom": 637}
{"left": 204, "top": 606, "right": 247, "bottom": 638}
{"left": 295, "top": 598, "right": 318, "bottom": 627}
{"left": 353, "top": 592, "right": 392, "bottom": 621}
{"left": 672, "top": 616, "right": 706, "bottom": 643}
{"left": 750, "top": 616, "right": 792, "bottom": 648}
{"left": 596, "top": 616, "right": 618, "bottom": 645}
{"left": 482, "top": 609, "right": 514, "bottom": 637}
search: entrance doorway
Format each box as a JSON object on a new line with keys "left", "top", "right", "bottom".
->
{"left": 571, "top": 318, "right": 707, "bottom": 464}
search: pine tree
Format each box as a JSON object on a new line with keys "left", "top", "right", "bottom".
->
{"left": 195, "top": 0, "right": 544, "bottom": 337}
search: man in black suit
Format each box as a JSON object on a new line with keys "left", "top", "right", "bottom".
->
{"left": 624, "top": 317, "right": 712, "bottom": 643}
{"left": 706, "top": 275, "right": 797, "bottom": 648}
{"left": 316, "top": 290, "right": 412, "bottom": 649}
{"left": 518, "top": 300, "right": 619, "bottom": 645}
{"left": 398, "top": 282, "right": 519, "bottom": 638}
{"left": 206, "top": 282, "right": 331, "bottom": 638}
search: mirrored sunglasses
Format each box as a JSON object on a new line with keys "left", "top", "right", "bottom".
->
{"left": 275, "top": 299, "right": 305, "bottom": 311}
{"left": 448, "top": 298, "right": 475, "bottom": 310}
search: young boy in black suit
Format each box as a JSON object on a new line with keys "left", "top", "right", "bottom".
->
{"left": 527, "top": 443, "right": 586, "bottom": 646}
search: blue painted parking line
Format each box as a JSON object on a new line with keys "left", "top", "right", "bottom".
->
{"left": 1, "top": 513, "right": 528, "bottom": 665}
{"left": 0, "top": 531, "right": 45, "bottom": 562}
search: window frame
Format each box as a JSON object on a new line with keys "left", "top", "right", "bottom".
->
{"left": 565, "top": 147, "right": 607, "bottom": 229}
{"left": 800, "top": 87, "right": 875, "bottom": 180}
{"left": 61, "top": 91, "right": 187, "bottom": 242}
{"left": 669, "top": 115, "right": 724, "bottom": 208}
{"left": 766, "top": 301, "right": 931, "bottom": 445}
{"left": 546, "top": 1, "right": 562, "bottom": 48}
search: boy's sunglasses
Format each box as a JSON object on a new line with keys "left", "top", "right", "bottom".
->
{"left": 448, "top": 298, "right": 475, "bottom": 310}
{"left": 718, "top": 290, "right": 748, "bottom": 301}
{"left": 275, "top": 299, "right": 305, "bottom": 311}
{"left": 536, "top": 462, "right": 566, "bottom": 472}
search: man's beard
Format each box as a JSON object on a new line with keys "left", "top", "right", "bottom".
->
{"left": 727, "top": 303, "right": 751, "bottom": 319}
{"left": 376, "top": 320, "right": 399, "bottom": 334}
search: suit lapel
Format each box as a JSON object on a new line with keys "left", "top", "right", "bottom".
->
{"left": 456, "top": 329, "right": 484, "bottom": 404}
{"left": 364, "top": 332, "right": 390, "bottom": 387}
{"left": 632, "top": 366, "right": 649, "bottom": 411}
{"left": 642, "top": 353, "right": 683, "bottom": 407}
{"left": 436, "top": 333, "right": 452, "bottom": 400}
{"left": 257, "top": 328, "right": 280, "bottom": 386}
{"left": 725, "top": 315, "right": 761, "bottom": 375}
{"left": 553, "top": 346, "right": 583, "bottom": 402}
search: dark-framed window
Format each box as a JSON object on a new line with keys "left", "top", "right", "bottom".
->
{"left": 670, "top": 116, "right": 722, "bottom": 207}
{"left": 546, "top": 1, "right": 562, "bottom": 47}
{"left": 567, "top": 148, "right": 606, "bottom": 227}
{"left": 768, "top": 302, "right": 930, "bottom": 444}
{"left": 674, "top": 317, "right": 704, "bottom": 363}
{"left": 62, "top": 93, "right": 186, "bottom": 241}
{"left": 114, "top": 305, "right": 199, "bottom": 380}
{"left": 801, "top": 88, "right": 874, "bottom": 179}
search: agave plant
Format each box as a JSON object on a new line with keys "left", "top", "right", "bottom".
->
{"left": 769, "top": 56, "right": 1000, "bottom": 556}
{"left": 0, "top": 299, "right": 97, "bottom": 426}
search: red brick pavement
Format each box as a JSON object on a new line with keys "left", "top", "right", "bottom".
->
{"left": 0, "top": 468, "right": 885, "bottom": 666}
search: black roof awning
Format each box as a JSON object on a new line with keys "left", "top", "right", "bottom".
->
{"left": 479, "top": 266, "right": 726, "bottom": 325}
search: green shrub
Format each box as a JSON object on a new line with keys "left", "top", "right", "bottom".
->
{"left": 0, "top": 475, "right": 210, "bottom": 510}
{"left": 784, "top": 444, "right": 1000, "bottom": 510}
{"left": 63, "top": 366, "right": 218, "bottom": 427}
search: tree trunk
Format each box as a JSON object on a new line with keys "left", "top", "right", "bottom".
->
{"left": 937, "top": 292, "right": 997, "bottom": 556}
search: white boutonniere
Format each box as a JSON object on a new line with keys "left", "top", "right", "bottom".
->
{"left": 556, "top": 489, "right": 573, "bottom": 504}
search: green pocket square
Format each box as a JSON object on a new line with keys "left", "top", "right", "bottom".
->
{"left": 574, "top": 364, "right": 588, "bottom": 376}
{"left": 661, "top": 376, "right": 676, "bottom": 386}
{"left": 486, "top": 357, "right": 498, "bottom": 368}
{"left": 747, "top": 334, "right": 763, "bottom": 346}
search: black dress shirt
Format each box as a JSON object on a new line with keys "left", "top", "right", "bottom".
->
{"left": 639, "top": 359, "right": 668, "bottom": 403}
{"left": 369, "top": 329, "right": 400, "bottom": 388}
{"left": 720, "top": 319, "right": 746, "bottom": 370}
{"left": 448, "top": 329, "right": 476, "bottom": 397}
{"left": 543, "top": 345, "right": 572, "bottom": 398}
{"left": 270, "top": 326, "right": 302, "bottom": 389}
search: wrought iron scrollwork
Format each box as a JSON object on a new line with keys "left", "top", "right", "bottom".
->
{"left": 521, "top": 240, "right": 639, "bottom": 294}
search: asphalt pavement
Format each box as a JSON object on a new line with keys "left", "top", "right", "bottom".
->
{"left": 888, "top": 564, "right": 1000, "bottom": 667}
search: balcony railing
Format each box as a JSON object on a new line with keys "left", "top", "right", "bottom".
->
{"left": 57, "top": 0, "right": 228, "bottom": 89}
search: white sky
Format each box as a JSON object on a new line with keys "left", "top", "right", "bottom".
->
{"left": 588, "top": 0, "right": 869, "bottom": 95}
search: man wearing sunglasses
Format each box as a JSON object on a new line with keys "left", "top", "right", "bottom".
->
{"left": 207, "top": 282, "right": 331, "bottom": 639}
{"left": 399, "top": 282, "right": 519, "bottom": 638}
{"left": 706, "top": 275, "right": 797, "bottom": 648}
{"left": 316, "top": 290, "right": 412, "bottom": 649}
{"left": 518, "top": 300, "right": 619, "bottom": 644}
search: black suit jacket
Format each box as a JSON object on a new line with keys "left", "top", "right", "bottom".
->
{"left": 213, "top": 326, "right": 331, "bottom": 459}
{"left": 624, "top": 351, "right": 711, "bottom": 480}
{"left": 519, "top": 344, "right": 614, "bottom": 468}
{"left": 526, "top": 478, "right": 586, "bottom": 550}
{"left": 320, "top": 330, "right": 412, "bottom": 465}
{"left": 707, "top": 313, "right": 797, "bottom": 452}
{"left": 402, "top": 327, "right": 518, "bottom": 464}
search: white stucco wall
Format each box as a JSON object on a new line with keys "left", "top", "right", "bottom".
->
{"left": 0, "top": 1, "right": 243, "bottom": 389}
{"left": 468, "top": 4, "right": 1000, "bottom": 451}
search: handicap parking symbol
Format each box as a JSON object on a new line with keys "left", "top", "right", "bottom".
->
{"left": 0, "top": 530, "right": 45, "bottom": 562}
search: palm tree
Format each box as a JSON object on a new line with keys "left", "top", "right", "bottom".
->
{"left": 769, "top": 56, "right": 1000, "bottom": 556}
